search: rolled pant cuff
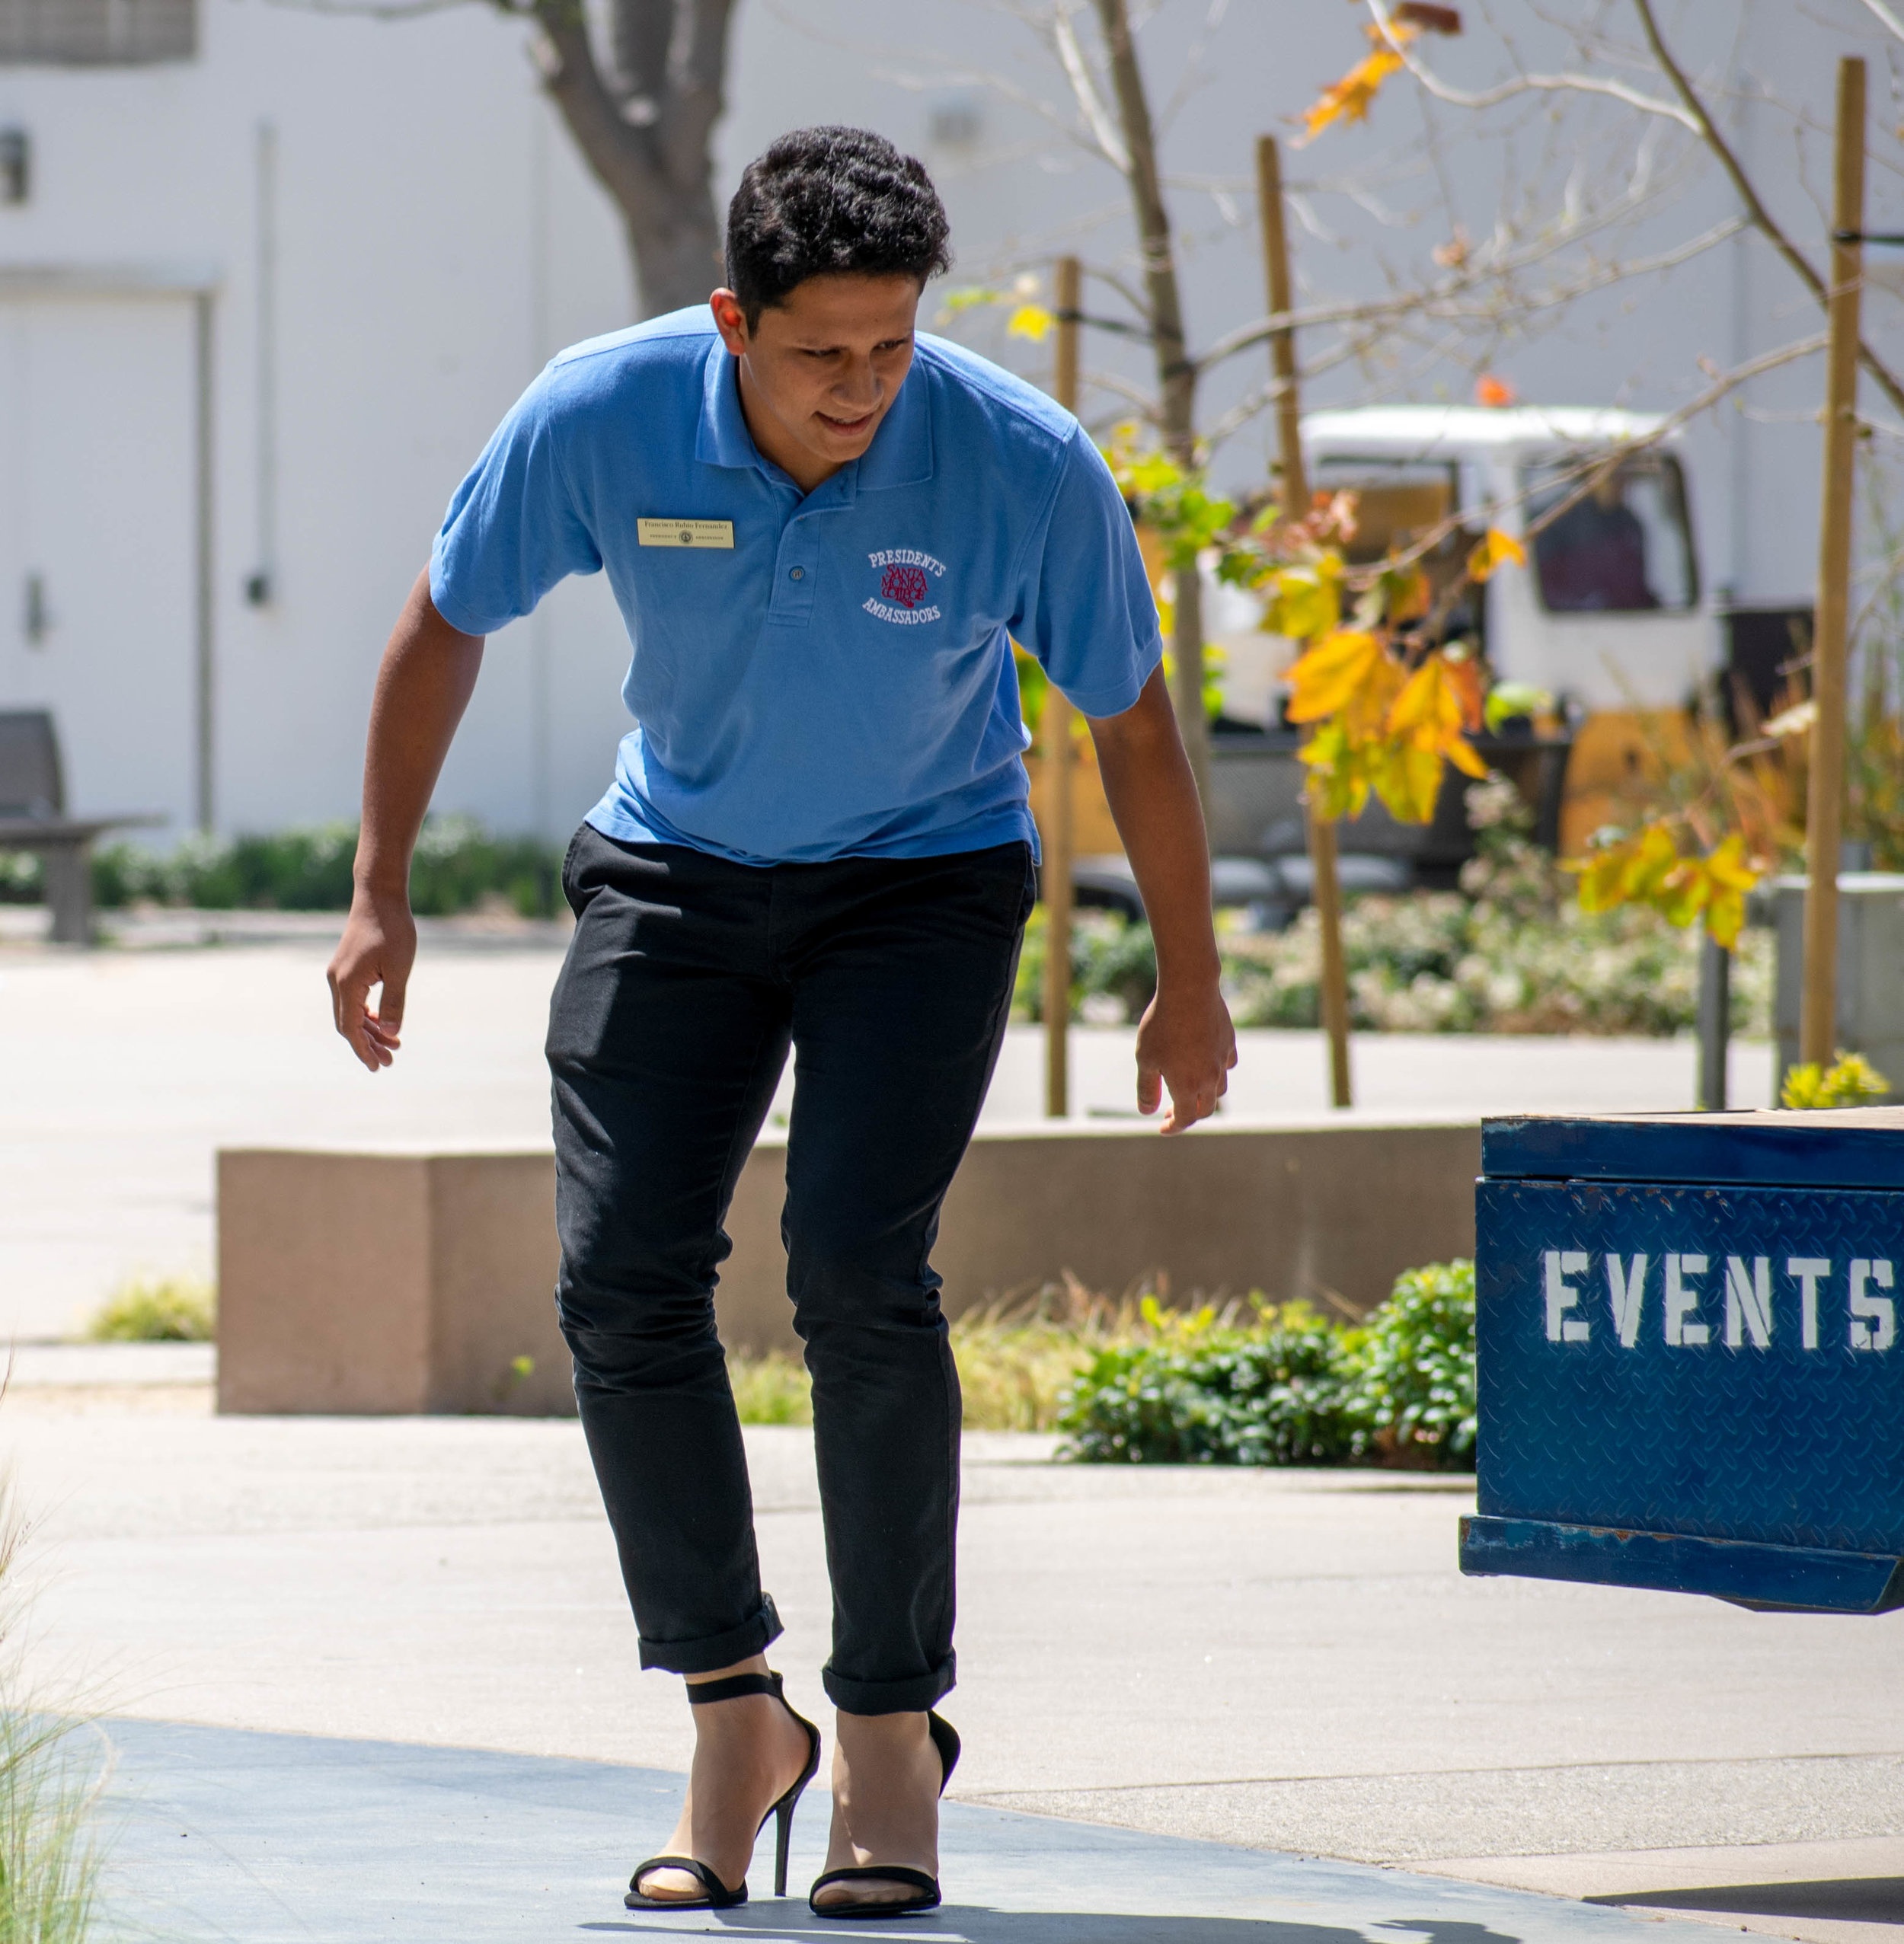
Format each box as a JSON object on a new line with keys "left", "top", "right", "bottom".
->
{"left": 822, "top": 1651, "right": 956, "bottom": 1716}
{"left": 637, "top": 1595, "right": 783, "bottom": 1677}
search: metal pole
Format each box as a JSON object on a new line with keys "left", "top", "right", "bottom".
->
{"left": 1801, "top": 56, "right": 1865, "bottom": 1067}
{"left": 1042, "top": 255, "right": 1081, "bottom": 1119}
{"left": 194, "top": 289, "right": 216, "bottom": 834}
{"left": 1697, "top": 934, "right": 1731, "bottom": 1111}
{"left": 1257, "top": 133, "right": 1351, "bottom": 1108}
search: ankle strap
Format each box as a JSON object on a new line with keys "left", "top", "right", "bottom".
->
{"left": 686, "top": 1670, "right": 783, "bottom": 1706}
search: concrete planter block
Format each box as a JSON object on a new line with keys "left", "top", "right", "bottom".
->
{"left": 217, "top": 1117, "right": 1481, "bottom": 1414}
{"left": 217, "top": 1148, "right": 571, "bottom": 1416}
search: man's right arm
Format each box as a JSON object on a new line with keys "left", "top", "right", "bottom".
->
{"left": 326, "top": 569, "right": 485, "bottom": 1071}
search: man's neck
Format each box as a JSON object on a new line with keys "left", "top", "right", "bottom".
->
{"left": 735, "top": 359, "right": 842, "bottom": 495}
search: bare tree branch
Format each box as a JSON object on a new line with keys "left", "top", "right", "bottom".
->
{"left": 1630, "top": 0, "right": 1904, "bottom": 419}
{"left": 1363, "top": 0, "right": 1699, "bottom": 131}
{"left": 1053, "top": 2, "right": 1131, "bottom": 170}
{"left": 529, "top": 0, "right": 733, "bottom": 314}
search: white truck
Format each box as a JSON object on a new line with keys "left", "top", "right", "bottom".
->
{"left": 1202, "top": 404, "right": 1725, "bottom": 887}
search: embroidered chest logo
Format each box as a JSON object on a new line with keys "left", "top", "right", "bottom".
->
{"left": 864, "top": 548, "right": 946, "bottom": 625}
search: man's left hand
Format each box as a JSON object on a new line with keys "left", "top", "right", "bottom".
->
{"left": 1135, "top": 978, "right": 1237, "bottom": 1133}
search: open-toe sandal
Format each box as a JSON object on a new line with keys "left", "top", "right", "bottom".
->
{"left": 626, "top": 1670, "right": 823, "bottom": 1910}
{"left": 808, "top": 1710, "right": 960, "bottom": 1920}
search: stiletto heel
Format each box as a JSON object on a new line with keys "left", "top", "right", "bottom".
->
{"left": 808, "top": 1709, "right": 959, "bottom": 1920}
{"left": 626, "top": 1670, "right": 822, "bottom": 1910}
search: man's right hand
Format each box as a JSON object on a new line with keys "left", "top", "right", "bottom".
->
{"left": 327, "top": 884, "right": 417, "bottom": 1072}
{"left": 326, "top": 568, "right": 487, "bottom": 1074}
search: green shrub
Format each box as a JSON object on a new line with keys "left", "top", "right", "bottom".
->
{"left": 1340, "top": 1259, "right": 1477, "bottom": 1468}
{"left": 85, "top": 1273, "right": 216, "bottom": 1342}
{"left": 1011, "top": 777, "right": 1775, "bottom": 1038}
{"left": 1057, "top": 1298, "right": 1366, "bottom": 1465}
{"left": 1055, "top": 1262, "right": 1478, "bottom": 1470}
{"left": 1780, "top": 1050, "right": 1892, "bottom": 1109}
{"left": 83, "top": 814, "right": 562, "bottom": 918}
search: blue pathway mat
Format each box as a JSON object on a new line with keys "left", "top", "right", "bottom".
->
{"left": 94, "top": 1717, "right": 1698, "bottom": 1944}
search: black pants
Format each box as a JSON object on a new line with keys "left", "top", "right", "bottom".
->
{"left": 548, "top": 824, "right": 1034, "bottom": 1715}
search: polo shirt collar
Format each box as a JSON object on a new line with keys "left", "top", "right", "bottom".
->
{"left": 695, "top": 340, "right": 934, "bottom": 493}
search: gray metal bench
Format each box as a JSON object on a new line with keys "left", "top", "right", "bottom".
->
{"left": 0, "top": 711, "right": 164, "bottom": 943}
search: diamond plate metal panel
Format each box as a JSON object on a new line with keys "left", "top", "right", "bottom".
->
{"left": 1477, "top": 1179, "right": 1904, "bottom": 1556}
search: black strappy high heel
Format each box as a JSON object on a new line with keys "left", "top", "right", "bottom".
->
{"left": 625, "top": 1670, "right": 823, "bottom": 1910}
{"left": 807, "top": 1709, "right": 960, "bottom": 1920}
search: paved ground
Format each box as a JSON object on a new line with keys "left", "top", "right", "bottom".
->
{"left": 8, "top": 1370, "right": 1899, "bottom": 1944}
{"left": 90, "top": 1717, "right": 1716, "bottom": 1944}
{"left": 0, "top": 914, "right": 1774, "bottom": 1339}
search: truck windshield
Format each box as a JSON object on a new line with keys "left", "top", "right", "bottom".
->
{"left": 1522, "top": 455, "right": 1697, "bottom": 614}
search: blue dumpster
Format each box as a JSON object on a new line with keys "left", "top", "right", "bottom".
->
{"left": 1461, "top": 1107, "right": 1904, "bottom": 1614}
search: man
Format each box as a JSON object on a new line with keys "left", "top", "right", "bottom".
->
{"left": 327, "top": 125, "right": 1233, "bottom": 1917}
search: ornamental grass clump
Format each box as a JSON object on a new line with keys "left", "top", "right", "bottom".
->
{"left": 85, "top": 1273, "right": 216, "bottom": 1344}
{"left": 0, "top": 1459, "right": 107, "bottom": 1943}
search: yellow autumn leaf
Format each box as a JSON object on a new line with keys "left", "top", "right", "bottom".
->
{"left": 1387, "top": 656, "right": 1465, "bottom": 742}
{"left": 1467, "top": 526, "right": 1526, "bottom": 583}
{"left": 1619, "top": 822, "right": 1680, "bottom": 902}
{"left": 1006, "top": 304, "right": 1057, "bottom": 343}
{"left": 1704, "top": 832, "right": 1760, "bottom": 892}
{"left": 1382, "top": 656, "right": 1487, "bottom": 795}
{"left": 1299, "top": 25, "right": 1414, "bottom": 143}
{"left": 1264, "top": 554, "right": 1344, "bottom": 643}
{"left": 1706, "top": 885, "right": 1747, "bottom": 950}
{"left": 1657, "top": 859, "right": 1711, "bottom": 931}
{"left": 1285, "top": 628, "right": 1382, "bottom": 723}
{"left": 1299, "top": 720, "right": 1372, "bottom": 820}
{"left": 1573, "top": 846, "right": 1629, "bottom": 914}
{"left": 1371, "top": 737, "right": 1445, "bottom": 825}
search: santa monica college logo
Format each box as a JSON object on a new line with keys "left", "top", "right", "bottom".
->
{"left": 864, "top": 548, "right": 946, "bottom": 625}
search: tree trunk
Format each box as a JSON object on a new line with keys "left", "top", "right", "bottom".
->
{"left": 526, "top": 0, "right": 735, "bottom": 318}
{"left": 1091, "top": 0, "right": 1209, "bottom": 824}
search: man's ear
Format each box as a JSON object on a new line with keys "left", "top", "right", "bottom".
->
{"left": 710, "top": 289, "right": 749, "bottom": 356}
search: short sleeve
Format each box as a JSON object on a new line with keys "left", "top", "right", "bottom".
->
{"left": 428, "top": 369, "right": 603, "bottom": 637}
{"left": 1010, "top": 427, "right": 1163, "bottom": 718}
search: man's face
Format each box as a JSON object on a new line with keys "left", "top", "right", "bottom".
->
{"left": 711, "top": 274, "right": 922, "bottom": 485}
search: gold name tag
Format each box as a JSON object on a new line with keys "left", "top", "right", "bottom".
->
{"left": 637, "top": 518, "right": 733, "bottom": 549}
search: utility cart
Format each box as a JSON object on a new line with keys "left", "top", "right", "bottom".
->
{"left": 1462, "top": 1108, "right": 1904, "bottom": 1615}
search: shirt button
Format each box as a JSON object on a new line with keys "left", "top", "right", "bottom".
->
{"left": 789, "top": 567, "right": 804, "bottom": 581}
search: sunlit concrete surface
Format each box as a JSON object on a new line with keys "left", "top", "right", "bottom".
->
{"left": 5, "top": 1385, "right": 1898, "bottom": 1942}
{"left": 0, "top": 914, "right": 1772, "bottom": 1337}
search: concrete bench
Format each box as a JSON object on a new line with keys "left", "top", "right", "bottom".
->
{"left": 0, "top": 710, "right": 164, "bottom": 943}
{"left": 216, "top": 1117, "right": 1481, "bottom": 1416}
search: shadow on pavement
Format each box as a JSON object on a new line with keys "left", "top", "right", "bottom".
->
{"left": 586, "top": 1910, "right": 1529, "bottom": 1942}
{"left": 1592, "top": 1877, "right": 1904, "bottom": 1924}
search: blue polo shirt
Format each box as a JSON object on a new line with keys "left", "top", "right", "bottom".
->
{"left": 429, "top": 308, "right": 1161, "bottom": 864}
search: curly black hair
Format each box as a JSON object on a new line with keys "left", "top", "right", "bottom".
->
{"left": 725, "top": 126, "right": 952, "bottom": 328}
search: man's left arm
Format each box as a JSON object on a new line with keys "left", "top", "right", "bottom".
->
{"left": 1087, "top": 666, "right": 1237, "bottom": 1132}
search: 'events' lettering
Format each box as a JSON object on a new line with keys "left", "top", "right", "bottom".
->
{"left": 1538, "top": 1249, "right": 1898, "bottom": 1352}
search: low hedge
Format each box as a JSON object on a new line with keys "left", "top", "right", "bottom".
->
{"left": 1058, "top": 1260, "right": 1477, "bottom": 1469}
{"left": 1, "top": 815, "right": 564, "bottom": 919}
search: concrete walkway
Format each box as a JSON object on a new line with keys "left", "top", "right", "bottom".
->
{"left": 8, "top": 1378, "right": 1898, "bottom": 1944}
{"left": 93, "top": 1716, "right": 1708, "bottom": 1944}
{"left": 0, "top": 921, "right": 1773, "bottom": 1339}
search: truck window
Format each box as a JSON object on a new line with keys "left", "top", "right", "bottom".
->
{"left": 1309, "top": 457, "right": 1481, "bottom": 652}
{"left": 1523, "top": 455, "right": 1697, "bottom": 614}
{"left": 1309, "top": 459, "right": 1460, "bottom": 567}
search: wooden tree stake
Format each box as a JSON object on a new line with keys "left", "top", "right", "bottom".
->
{"left": 1257, "top": 134, "right": 1352, "bottom": 1108}
{"left": 1043, "top": 256, "right": 1082, "bottom": 1118}
{"left": 1801, "top": 58, "right": 1865, "bottom": 1068}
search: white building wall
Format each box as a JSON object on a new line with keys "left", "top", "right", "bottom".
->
{"left": 0, "top": 0, "right": 1890, "bottom": 840}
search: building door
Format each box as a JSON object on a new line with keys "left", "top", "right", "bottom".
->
{"left": 0, "top": 295, "right": 198, "bottom": 829}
